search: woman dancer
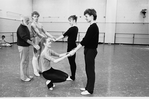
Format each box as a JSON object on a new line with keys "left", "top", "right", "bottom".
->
{"left": 39, "top": 37, "right": 69, "bottom": 90}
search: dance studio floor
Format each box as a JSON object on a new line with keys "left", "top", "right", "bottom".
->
{"left": 1, "top": 42, "right": 149, "bottom": 97}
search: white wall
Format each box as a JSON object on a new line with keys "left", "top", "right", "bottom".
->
{"left": 33, "top": 0, "right": 149, "bottom": 44}
{"left": 0, "top": 0, "right": 32, "bottom": 19}
{"left": 116, "top": 0, "right": 149, "bottom": 33}
{"left": 32, "top": 0, "right": 106, "bottom": 42}
{"left": 115, "top": 0, "right": 149, "bottom": 44}
{"left": 105, "top": 0, "right": 118, "bottom": 43}
{"left": 0, "top": 0, "right": 32, "bottom": 42}
{"left": 33, "top": 0, "right": 106, "bottom": 22}
{"left": 33, "top": 0, "right": 106, "bottom": 32}
{"left": 0, "top": 0, "right": 149, "bottom": 44}
{"left": 0, "top": 0, "right": 32, "bottom": 32}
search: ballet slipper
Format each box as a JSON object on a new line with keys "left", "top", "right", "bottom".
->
{"left": 81, "top": 90, "right": 91, "bottom": 95}
{"left": 21, "top": 78, "right": 31, "bottom": 82}
{"left": 66, "top": 76, "right": 73, "bottom": 81}
{"left": 46, "top": 80, "right": 55, "bottom": 90}
{"left": 66, "top": 76, "right": 75, "bottom": 81}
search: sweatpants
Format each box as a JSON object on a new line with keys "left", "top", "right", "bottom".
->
{"left": 84, "top": 48, "right": 97, "bottom": 94}
{"left": 68, "top": 53, "right": 76, "bottom": 80}
{"left": 18, "top": 46, "right": 30, "bottom": 80}
{"left": 42, "top": 67, "right": 68, "bottom": 83}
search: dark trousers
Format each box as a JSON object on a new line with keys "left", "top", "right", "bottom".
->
{"left": 68, "top": 53, "right": 76, "bottom": 79}
{"left": 67, "top": 43, "right": 77, "bottom": 80}
{"left": 84, "top": 48, "right": 97, "bottom": 94}
{"left": 42, "top": 67, "right": 68, "bottom": 83}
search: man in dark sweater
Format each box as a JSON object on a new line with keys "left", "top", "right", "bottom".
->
{"left": 68, "top": 9, "right": 99, "bottom": 95}
{"left": 17, "top": 16, "right": 40, "bottom": 82}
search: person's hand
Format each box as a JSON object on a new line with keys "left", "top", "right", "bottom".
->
{"left": 53, "top": 59, "right": 58, "bottom": 63}
{"left": 33, "top": 44, "right": 40, "bottom": 50}
{"left": 68, "top": 50, "right": 76, "bottom": 57}
{"left": 47, "top": 36, "right": 56, "bottom": 42}
{"left": 31, "top": 37, "right": 34, "bottom": 41}
{"left": 59, "top": 53, "right": 67, "bottom": 57}
{"left": 51, "top": 36, "right": 56, "bottom": 42}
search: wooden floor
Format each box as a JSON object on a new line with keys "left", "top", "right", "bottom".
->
{"left": 1, "top": 42, "right": 149, "bottom": 97}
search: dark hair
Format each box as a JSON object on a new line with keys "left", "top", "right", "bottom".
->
{"left": 2, "top": 35, "right": 5, "bottom": 38}
{"left": 31, "top": 11, "right": 40, "bottom": 17}
{"left": 84, "top": 9, "right": 97, "bottom": 20}
{"left": 68, "top": 15, "right": 77, "bottom": 22}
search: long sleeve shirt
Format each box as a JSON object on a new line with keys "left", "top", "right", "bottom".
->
{"left": 63, "top": 26, "right": 78, "bottom": 51}
{"left": 80, "top": 23, "right": 99, "bottom": 49}
{"left": 17, "top": 24, "right": 31, "bottom": 47}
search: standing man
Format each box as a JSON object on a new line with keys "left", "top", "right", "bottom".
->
{"left": 17, "top": 16, "right": 40, "bottom": 81}
{"left": 55, "top": 15, "right": 78, "bottom": 81}
{"left": 31, "top": 11, "right": 55, "bottom": 77}
{"left": 68, "top": 9, "right": 99, "bottom": 95}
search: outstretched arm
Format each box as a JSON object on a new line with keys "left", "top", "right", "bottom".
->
{"left": 53, "top": 53, "right": 69, "bottom": 63}
{"left": 41, "top": 27, "right": 55, "bottom": 40}
{"left": 45, "top": 31, "right": 54, "bottom": 38}
{"left": 44, "top": 51, "right": 68, "bottom": 63}
{"left": 50, "top": 49, "right": 67, "bottom": 57}
{"left": 55, "top": 35, "right": 64, "bottom": 41}
{"left": 31, "top": 24, "right": 46, "bottom": 38}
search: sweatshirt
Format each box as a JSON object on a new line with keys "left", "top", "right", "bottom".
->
{"left": 80, "top": 23, "right": 99, "bottom": 49}
{"left": 17, "top": 24, "right": 31, "bottom": 47}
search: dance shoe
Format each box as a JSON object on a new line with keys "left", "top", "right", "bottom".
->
{"left": 21, "top": 78, "right": 31, "bottom": 82}
{"left": 81, "top": 90, "right": 91, "bottom": 95}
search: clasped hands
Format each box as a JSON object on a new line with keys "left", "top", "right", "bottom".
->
{"left": 58, "top": 49, "right": 76, "bottom": 58}
{"left": 67, "top": 49, "right": 76, "bottom": 57}
{"left": 33, "top": 44, "right": 40, "bottom": 50}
